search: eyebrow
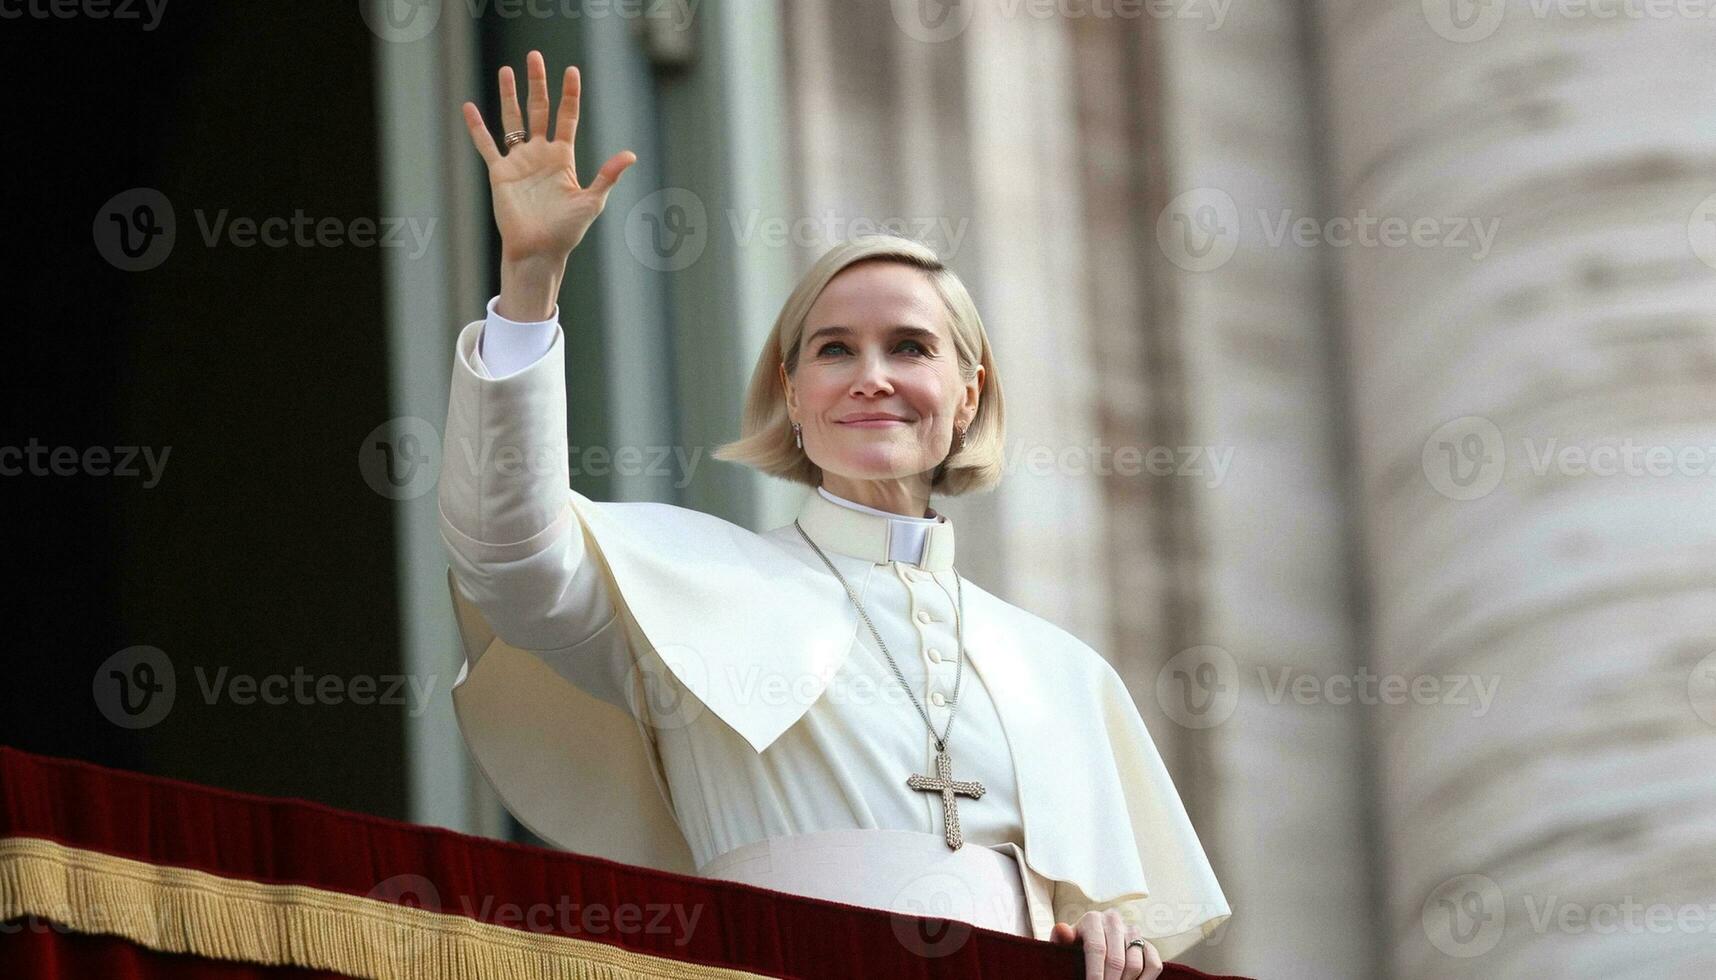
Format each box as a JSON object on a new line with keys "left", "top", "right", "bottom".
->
{"left": 804, "top": 324, "right": 942, "bottom": 346}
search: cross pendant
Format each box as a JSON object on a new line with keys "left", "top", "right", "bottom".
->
{"left": 906, "top": 748, "right": 986, "bottom": 850}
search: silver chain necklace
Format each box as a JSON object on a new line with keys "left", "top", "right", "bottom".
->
{"left": 793, "top": 519, "right": 987, "bottom": 849}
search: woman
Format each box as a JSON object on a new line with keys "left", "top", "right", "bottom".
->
{"left": 442, "top": 50, "right": 1230, "bottom": 980}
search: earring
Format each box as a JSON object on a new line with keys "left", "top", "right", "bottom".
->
{"left": 954, "top": 423, "right": 967, "bottom": 453}
{"left": 792, "top": 421, "right": 803, "bottom": 449}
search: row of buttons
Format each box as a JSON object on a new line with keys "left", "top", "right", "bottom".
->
{"left": 895, "top": 562, "right": 956, "bottom": 711}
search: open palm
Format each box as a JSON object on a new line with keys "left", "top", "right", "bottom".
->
{"left": 461, "top": 50, "right": 636, "bottom": 262}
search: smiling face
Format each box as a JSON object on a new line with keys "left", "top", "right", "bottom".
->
{"left": 780, "top": 259, "right": 983, "bottom": 516}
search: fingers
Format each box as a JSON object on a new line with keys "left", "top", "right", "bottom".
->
{"left": 498, "top": 64, "right": 524, "bottom": 146}
{"left": 1102, "top": 912, "right": 1126, "bottom": 980}
{"left": 1122, "top": 930, "right": 1146, "bottom": 980}
{"left": 553, "top": 65, "right": 580, "bottom": 148}
{"left": 1078, "top": 912, "right": 1106, "bottom": 980}
{"left": 461, "top": 102, "right": 500, "bottom": 166}
{"left": 1060, "top": 911, "right": 1154, "bottom": 980}
{"left": 525, "top": 49, "right": 550, "bottom": 139}
{"left": 586, "top": 150, "right": 637, "bottom": 199}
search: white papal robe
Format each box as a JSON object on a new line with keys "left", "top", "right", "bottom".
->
{"left": 437, "top": 311, "right": 1232, "bottom": 957}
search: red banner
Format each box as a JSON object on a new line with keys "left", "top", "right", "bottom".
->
{"left": 0, "top": 746, "right": 1251, "bottom": 979}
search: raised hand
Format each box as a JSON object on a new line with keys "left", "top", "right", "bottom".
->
{"left": 461, "top": 49, "right": 637, "bottom": 265}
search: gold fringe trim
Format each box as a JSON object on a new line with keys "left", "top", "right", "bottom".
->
{"left": 0, "top": 836, "right": 773, "bottom": 980}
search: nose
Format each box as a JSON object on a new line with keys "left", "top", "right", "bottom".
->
{"left": 848, "top": 350, "right": 895, "bottom": 397}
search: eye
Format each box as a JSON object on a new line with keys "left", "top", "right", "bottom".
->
{"left": 814, "top": 339, "right": 932, "bottom": 356}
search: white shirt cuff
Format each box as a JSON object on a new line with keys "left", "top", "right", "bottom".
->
{"left": 478, "top": 294, "right": 560, "bottom": 378}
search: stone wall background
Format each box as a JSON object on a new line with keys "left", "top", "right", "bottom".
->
{"left": 777, "top": 2, "right": 1716, "bottom": 977}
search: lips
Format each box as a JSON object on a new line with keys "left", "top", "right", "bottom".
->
{"left": 837, "top": 415, "right": 911, "bottom": 423}
{"left": 839, "top": 418, "right": 908, "bottom": 428}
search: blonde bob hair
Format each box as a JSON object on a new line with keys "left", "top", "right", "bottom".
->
{"left": 712, "top": 235, "right": 1006, "bottom": 496}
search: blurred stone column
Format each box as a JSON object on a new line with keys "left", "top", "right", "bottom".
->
{"left": 1311, "top": 3, "right": 1716, "bottom": 977}
{"left": 782, "top": 1, "right": 1379, "bottom": 977}
{"left": 1143, "top": 3, "right": 1377, "bottom": 977}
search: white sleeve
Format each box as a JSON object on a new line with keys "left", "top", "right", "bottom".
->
{"left": 476, "top": 294, "right": 561, "bottom": 380}
{"left": 438, "top": 313, "right": 634, "bottom": 710}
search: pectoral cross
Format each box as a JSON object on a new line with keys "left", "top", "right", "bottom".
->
{"left": 907, "top": 748, "right": 986, "bottom": 850}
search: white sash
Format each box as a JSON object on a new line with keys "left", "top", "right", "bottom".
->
{"left": 696, "top": 828, "right": 1056, "bottom": 941}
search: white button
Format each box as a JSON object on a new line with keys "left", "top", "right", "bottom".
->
{"left": 930, "top": 692, "right": 946, "bottom": 707}
{"left": 927, "top": 648, "right": 943, "bottom": 663}
{"left": 916, "top": 610, "right": 932, "bottom": 624}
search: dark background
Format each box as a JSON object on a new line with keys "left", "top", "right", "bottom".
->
{"left": 1, "top": 2, "right": 409, "bottom": 817}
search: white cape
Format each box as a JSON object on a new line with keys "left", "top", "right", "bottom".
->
{"left": 446, "top": 493, "right": 1231, "bottom": 957}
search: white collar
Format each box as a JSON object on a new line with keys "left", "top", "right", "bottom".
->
{"left": 797, "top": 486, "right": 954, "bottom": 571}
